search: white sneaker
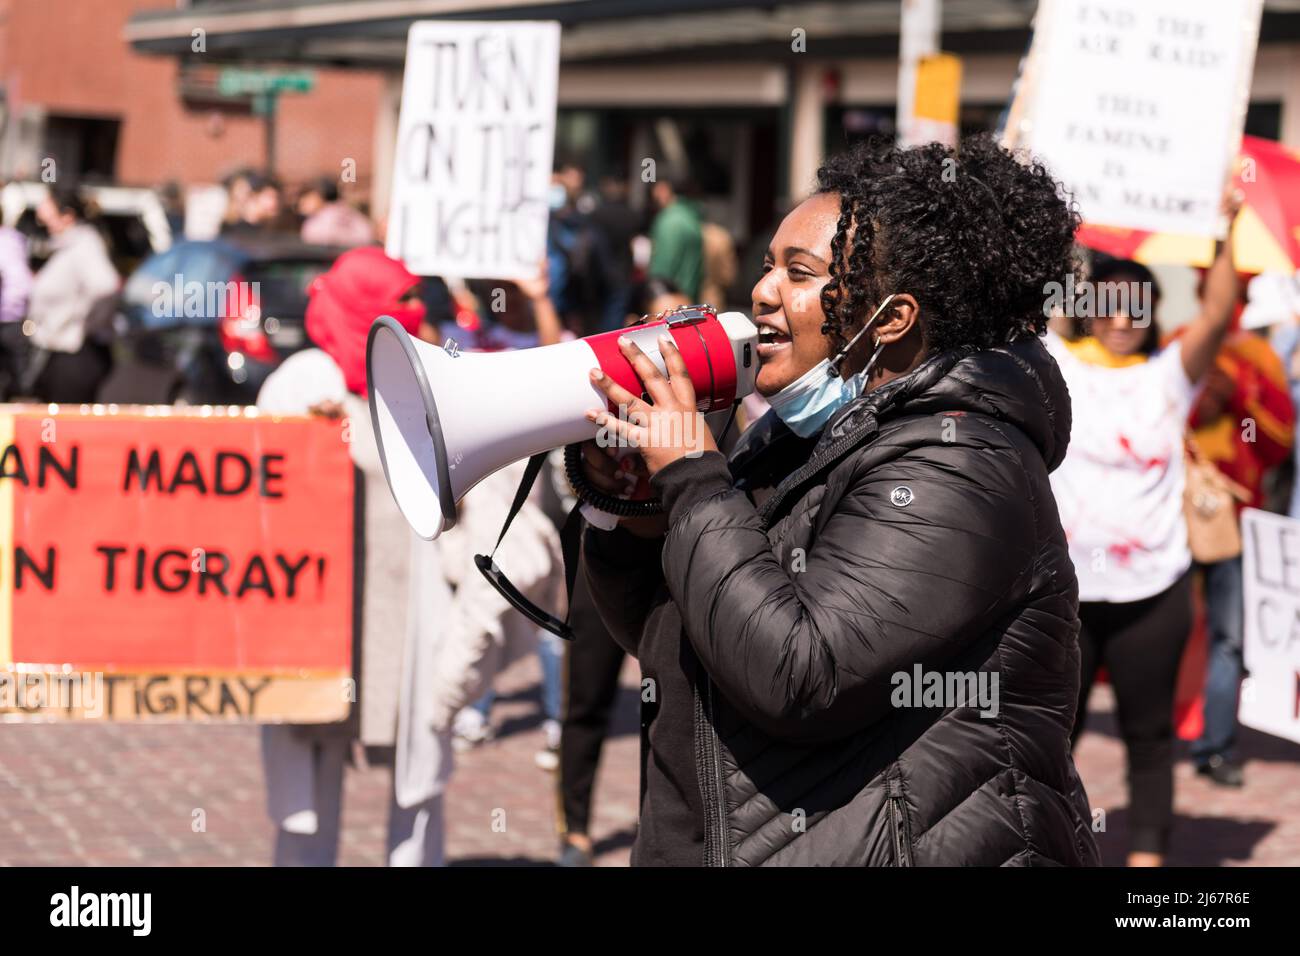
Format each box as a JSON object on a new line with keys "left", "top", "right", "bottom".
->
{"left": 452, "top": 708, "right": 494, "bottom": 752}
{"left": 534, "top": 747, "right": 559, "bottom": 771}
{"left": 534, "top": 719, "right": 561, "bottom": 770}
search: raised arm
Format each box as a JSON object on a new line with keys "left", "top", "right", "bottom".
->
{"left": 515, "top": 258, "right": 564, "bottom": 346}
{"left": 1180, "top": 188, "right": 1245, "bottom": 383}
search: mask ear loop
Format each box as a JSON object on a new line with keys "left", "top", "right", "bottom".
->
{"left": 827, "top": 293, "right": 898, "bottom": 379}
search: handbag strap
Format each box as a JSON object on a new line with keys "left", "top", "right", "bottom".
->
{"left": 1184, "top": 430, "right": 1252, "bottom": 503}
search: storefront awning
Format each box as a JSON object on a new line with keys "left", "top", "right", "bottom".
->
{"left": 123, "top": 0, "right": 1043, "bottom": 67}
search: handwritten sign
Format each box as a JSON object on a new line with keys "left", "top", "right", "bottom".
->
{"left": 1240, "top": 508, "right": 1300, "bottom": 744}
{"left": 1006, "top": 0, "right": 1262, "bottom": 236}
{"left": 0, "top": 407, "right": 355, "bottom": 722}
{"left": 386, "top": 20, "right": 561, "bottom": 280}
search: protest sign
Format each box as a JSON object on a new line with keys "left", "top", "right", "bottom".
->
{"left": 0, "top": 407, "right": 354, "bottom": 722}
{"left": 1005, "top": 0, "right": 1263, "bottom": 236}
{"left": 1240, "top": 508, "right": 1300, "bottom": 744}
{"left": 386, "top": 20, "right": 561, "bottom": 280}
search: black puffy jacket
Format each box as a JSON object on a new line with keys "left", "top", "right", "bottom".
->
{"left": 583, "top": 336, "right": 1101, "bottom": 866}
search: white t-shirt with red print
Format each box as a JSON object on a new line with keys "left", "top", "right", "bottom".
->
{"left": 1045, "top": 330, "right": 1199, "bottom": 604}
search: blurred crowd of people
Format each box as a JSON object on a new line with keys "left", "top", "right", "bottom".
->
{"left": 0, "top": 161, "right": 739, "bottom": 411}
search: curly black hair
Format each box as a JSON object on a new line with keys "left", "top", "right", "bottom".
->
{"left": 814, "top": 134, "right": 1081, "bottom": 354}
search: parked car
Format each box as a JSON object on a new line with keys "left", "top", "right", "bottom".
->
{"left": 104, "top": 237, "right": 344, "bottom": 404}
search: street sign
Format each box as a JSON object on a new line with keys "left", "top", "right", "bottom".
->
{"left": 217, "top": 68, "right": 316, "bottom": 98}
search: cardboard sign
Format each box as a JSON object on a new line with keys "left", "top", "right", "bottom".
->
{"left": 386, "top": 20, "right": 561, "bottom": 280}
{"left": 0, "top": 407, "right": 354, "bottom": 722}
{"left": 1005, "top": 0, "right": 1262, "bottom": 236}
{"left": 1240, "top": 508, "right": 1300, "bottom": 744}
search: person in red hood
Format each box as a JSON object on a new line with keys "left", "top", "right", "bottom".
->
{"left": 255, "top": 247, "right": 564, "bottom": 868}
{"left": 307, "top": 245, "right": 428, "bottom": 393}
{"left": 257, "top": 246, "right": 436, "bottom": 866}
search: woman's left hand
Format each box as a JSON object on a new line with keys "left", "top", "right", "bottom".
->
{"left": 586, "top": 334, "right": 717, "bottom": 477}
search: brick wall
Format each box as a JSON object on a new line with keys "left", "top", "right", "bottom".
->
{"left": 0, "top": 0, "right": 384, "bottom": 193}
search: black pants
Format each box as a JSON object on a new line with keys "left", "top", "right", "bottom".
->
{"left": 558, "top": 566, "right": 627, "bottom": 837}
{"left": 30, "top": 341, "right": 112, "bottom": 404}
{"left": 1072, "top": 571, "right": 1192, "bottom": 855}
{"left": 0, "top": 322, "right": 30, "bottom": 399}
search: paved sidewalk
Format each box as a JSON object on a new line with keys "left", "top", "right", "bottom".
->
{"left": 0, "top": 657, "right": 1296, "bottom": 866}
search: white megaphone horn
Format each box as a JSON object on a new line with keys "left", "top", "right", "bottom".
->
{"left": 366, "top": 305, "right": 759, "bottom": 540}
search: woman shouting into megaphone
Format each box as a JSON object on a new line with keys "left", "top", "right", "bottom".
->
{"left": 578, "top": 135, "right": 1100, "bottom": 868}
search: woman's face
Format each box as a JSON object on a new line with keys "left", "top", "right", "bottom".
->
{"left": 751, "top": 192, "right": 841, "bottom": 396}
{"left": 396, "top": 282, "right": 428, "bottom": 329}
{"left": 36, "top": 197, "right": 74, "bottom": 235}
{"left": 1091, "top": 277, "right": 1151, "bottom": 357}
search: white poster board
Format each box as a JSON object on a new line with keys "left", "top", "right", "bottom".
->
{"left": 386, "top": 20, "right": 560, "bottom": 280}
{"left": 183, "top": 185, "right": 229, "bottom": 241}
{"left": 1240, "top": 508, "right": 1300, "bottom": 745}
{"left": 1006, "top": 0, "right": 1262, "bottom": 236}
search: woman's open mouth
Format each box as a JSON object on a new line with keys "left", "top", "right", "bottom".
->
{"left": 756, "top": 324, "right": 792, "bottom": 359}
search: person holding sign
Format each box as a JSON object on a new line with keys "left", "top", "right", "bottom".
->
{"left": 1047, "top": 189, "right": 1244, "bottom": 866}
{"left": 579, "top": 136, "right": 1098, "bottom": 866}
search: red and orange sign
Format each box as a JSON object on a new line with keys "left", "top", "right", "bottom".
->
{"left": 0, "top": 405, "right": 354, "bottom": 722}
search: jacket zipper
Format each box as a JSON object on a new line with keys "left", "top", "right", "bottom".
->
{"left": 695, "top": 678, "right": 729, "bottom": 866}
{"left": 886, "top": 774, "right": 914, "bottom": 867}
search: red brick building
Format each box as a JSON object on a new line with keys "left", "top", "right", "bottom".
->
{"left": 0, "top": 0, "right": 383, "bottom": 193}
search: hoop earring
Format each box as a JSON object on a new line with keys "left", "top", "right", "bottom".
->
{"left": 827, "top": 293, "right": 897, "bottom": 378}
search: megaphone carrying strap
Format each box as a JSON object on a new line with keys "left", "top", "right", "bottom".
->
{"left": 474, "top": 401, "right": 742, "bottom": 641}
{"left": 474, "top": 452, "right": 578, "bottom": 640}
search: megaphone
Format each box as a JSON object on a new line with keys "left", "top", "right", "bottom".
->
{"left": 367, "top": 304, "right": 758, "bottom": 540}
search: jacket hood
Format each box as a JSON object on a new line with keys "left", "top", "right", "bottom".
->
{"left": 825, "top": 334, "right": 1073, "bottom": 471}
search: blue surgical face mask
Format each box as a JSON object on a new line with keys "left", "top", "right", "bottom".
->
{"left": 766, "top": 293, "right": 898, "bottom": 438}
{"left": 766, "top": 358, "right": 851, "bottom": 437}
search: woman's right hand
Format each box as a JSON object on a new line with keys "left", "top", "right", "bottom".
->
{"left": 578, "top": 441, "right": 668, "bottom": 539}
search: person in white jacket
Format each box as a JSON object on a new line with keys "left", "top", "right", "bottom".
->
{"left": 257, "top": 247, "right": 564, "bottom": 866}
{"left": 26, "top": 188, "right": 119, "bottom": 402}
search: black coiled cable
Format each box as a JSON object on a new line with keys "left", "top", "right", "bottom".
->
{"left": 561, "top": 400, "right": 741, "bottom": 518}
{"left": 563, "top": 442, "right": 664, "bottom": 517}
